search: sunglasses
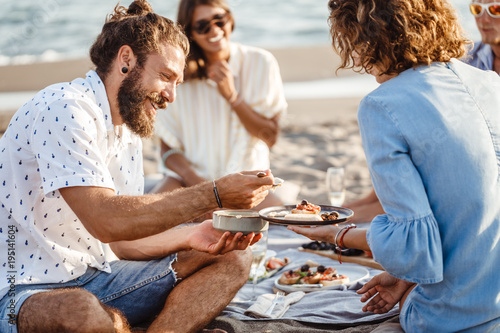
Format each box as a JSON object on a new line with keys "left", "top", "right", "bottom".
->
{"left": 192, "top": 13, "right": 229, "bottom": 35}
{"left": 470, "top": 2, "right": 500, "bottom": 17}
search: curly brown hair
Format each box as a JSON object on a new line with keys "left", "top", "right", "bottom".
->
{"left": 327, "top": 0, "right": 471, "bottom": 75}
{"left": 177, "top": 0, "right": 234, "bottom": 80}
{"left": 90, "top": 0, "right": 189, "bottom": 80}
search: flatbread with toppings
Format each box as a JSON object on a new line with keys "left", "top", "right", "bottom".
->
{"left": 278, "top": 262, "right": 349, "bottom": 286}
{"left": 291, "top": 199, "right": 321, "bottom": 215}
{"left": 284, "top": 200, "right": 340, "bottom": 222}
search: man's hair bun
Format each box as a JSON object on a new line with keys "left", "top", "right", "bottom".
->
{"left": 126, "top": 0, "right": 153, "bottom": 16}
{"left": 107, "top": 0, "right": 153, "bottom": 22}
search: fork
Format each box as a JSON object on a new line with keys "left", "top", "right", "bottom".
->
{"left": 264, "top": 291, "right": 285, "bottom": 316}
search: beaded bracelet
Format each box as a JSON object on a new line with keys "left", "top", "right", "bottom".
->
{"left": 334, "top": 223, "right": 357, "bottom": 264}
{"left": 212, "top": 180, "right": 223, "bottom": 208}
{"left": 161, "top": 148, "right": 183, "bottom": 165}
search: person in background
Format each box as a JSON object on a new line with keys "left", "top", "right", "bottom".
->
{"left": 343, "top": 190, "right": 384, "bottom": 223}
{"left": 465, "top": 0, "right": 500, "bottom": 73}
{"left": 0, "top": 1, "right": 275, "bottom": 332}
{"left": 345, "top": 0, "right": 500, "bottom": 222}
{"left": 289, "top": 0, "right": 500, "bottom": 331}
{"left": 152, "top": 0, "right": 287, "bottom": 210}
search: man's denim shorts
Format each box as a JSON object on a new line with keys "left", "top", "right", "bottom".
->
{"left": 0, "top": 255, "right": 177, "bottom": 333}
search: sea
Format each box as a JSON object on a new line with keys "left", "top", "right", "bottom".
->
{"left": 0, "top": 0, "right": 481, "bottom": 66}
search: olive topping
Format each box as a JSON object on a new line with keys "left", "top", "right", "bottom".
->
{"left": 288, "top": 270, "right": 294, "bottom": 275}
{"left": 300, "top": 199, "right": 308, "bottom": 205}
{"left": 319, "top": 242, "right": 329, "bottom": 250}
{"left": 317, "top": 265, "right": 326, "bottom": 273}
{"left": 322, "top": 211, "right": 340, "bottom": 221}
{"left": 307, "top": 272, "right": 313, "bottom": 277}
{"left": 300, "top": 264, "right": 310, "bottom": 272}
{"left": 310, "top": 242, "right": 320, "bottom": 250}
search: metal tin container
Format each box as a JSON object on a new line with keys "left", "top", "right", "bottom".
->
{"left": 213, "top": 210, "right": 269, "bottom": 235}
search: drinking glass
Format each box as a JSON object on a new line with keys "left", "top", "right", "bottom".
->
{"left": 250, "top": 230, "right": 268, "bottom": 301}
{"left": 326, "top": 167, "right": 346, "bottom": 206}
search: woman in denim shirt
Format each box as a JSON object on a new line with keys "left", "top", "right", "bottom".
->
{"left": 289, "top": 0, "right": 500, "bottom": 331}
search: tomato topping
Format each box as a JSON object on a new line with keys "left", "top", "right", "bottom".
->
{"left": 296, "top": 203, "right": 320, "bottom": 212}
{"left": 266, "top": 258, "right": 286, "bottom": 270}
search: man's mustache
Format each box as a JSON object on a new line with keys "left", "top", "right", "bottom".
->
{"left": 148, "top": 93, "right": 167, "bottom": 109}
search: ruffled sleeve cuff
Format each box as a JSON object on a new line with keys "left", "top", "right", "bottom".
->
{"left": 367, "top": 213, "right": 443, "bottom": 284}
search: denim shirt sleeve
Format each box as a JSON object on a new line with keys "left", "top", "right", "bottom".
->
{"left": 358, "top": 95, "right": 443, "bottom": 284}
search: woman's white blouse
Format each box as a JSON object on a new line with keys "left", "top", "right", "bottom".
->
{"left": 155, "top": 42, "right": 287, "bottom": 179}
{"left": 0, "top": 71, "right": 144, "bottom": 297}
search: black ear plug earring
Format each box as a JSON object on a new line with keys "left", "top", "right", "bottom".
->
{"left": 121, "top": 67, "right": 128, "bottom": 74}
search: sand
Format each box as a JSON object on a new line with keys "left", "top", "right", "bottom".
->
{"left": 0, "top": 44, "right": 374, "bottom": 206}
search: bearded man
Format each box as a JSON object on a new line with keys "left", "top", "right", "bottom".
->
{"left": 0, "top": 1, "right": 275, "bottom": 332}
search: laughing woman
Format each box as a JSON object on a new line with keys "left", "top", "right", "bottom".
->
{"left": 288, "top": 0, "right": 500, "bottom": 331}
{"left": 153, "top": 0, "right": 287, "bottom": 209}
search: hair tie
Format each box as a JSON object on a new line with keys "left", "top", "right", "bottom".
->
{"left": 161, "top": 148, "right": 183, "bottom": 165}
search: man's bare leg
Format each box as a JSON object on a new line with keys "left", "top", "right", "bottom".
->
{"left": 147, "top": 249, "right": 252, "bottom": 333}
{"left": 18, "top": 288, "right": 131, "bottom": 333}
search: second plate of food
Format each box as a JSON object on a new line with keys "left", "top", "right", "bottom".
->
{"left": 259, "top": 204, "right": 354, "bottom": 225}
{"left": 274, "top": 265, "right": 369, "bottom": 293}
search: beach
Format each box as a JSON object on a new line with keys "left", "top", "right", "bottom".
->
{"left": 0, "top": 44, "right": 375, "bottom": 207}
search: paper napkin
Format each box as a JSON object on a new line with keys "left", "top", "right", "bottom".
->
{"left": 244, "top": 291, "right": 305, "bottom": 319}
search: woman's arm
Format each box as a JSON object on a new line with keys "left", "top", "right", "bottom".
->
{"left": 344, "top": 189, "right": 385, "bottom": 223}
{"left": 356, "top": 95, "right": 443, "bottom": 283}
{"left": 231, "top": 101, "right": 280, "bottom": 148}
{"left": 160, "top": 141, "right": 205, "bottom": 187}
{"left": 208, "top": 60, "right": 281, "bottom": 148}
{"left": 345, "top": 189, "right": 379, "bottom": 207}
{"left": 287, "top": 224, "right": 371, "bottom": 251}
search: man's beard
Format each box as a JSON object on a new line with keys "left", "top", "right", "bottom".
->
{"left": 117, "top": 66, "right": 167, "bottom": 138}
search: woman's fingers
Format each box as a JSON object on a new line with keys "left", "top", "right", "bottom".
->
{"left": 357, "top": 275, "right": 380, "bottom": 295}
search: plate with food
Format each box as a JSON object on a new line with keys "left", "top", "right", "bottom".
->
{"left": 259, "top": 200, "right": 354, "bottom": 225}
{"left": 274, "top": 260, "right": 369, "bottom": 293}
{"left": 248, "top": 254, "right": 291, "bottom": 283}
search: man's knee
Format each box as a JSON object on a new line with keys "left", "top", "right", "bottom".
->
{"left": 220, "top": 248, "right": 253, "bottom": 280}
{"left": 18, "top": 288, "right": 120, "bottom": 333}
